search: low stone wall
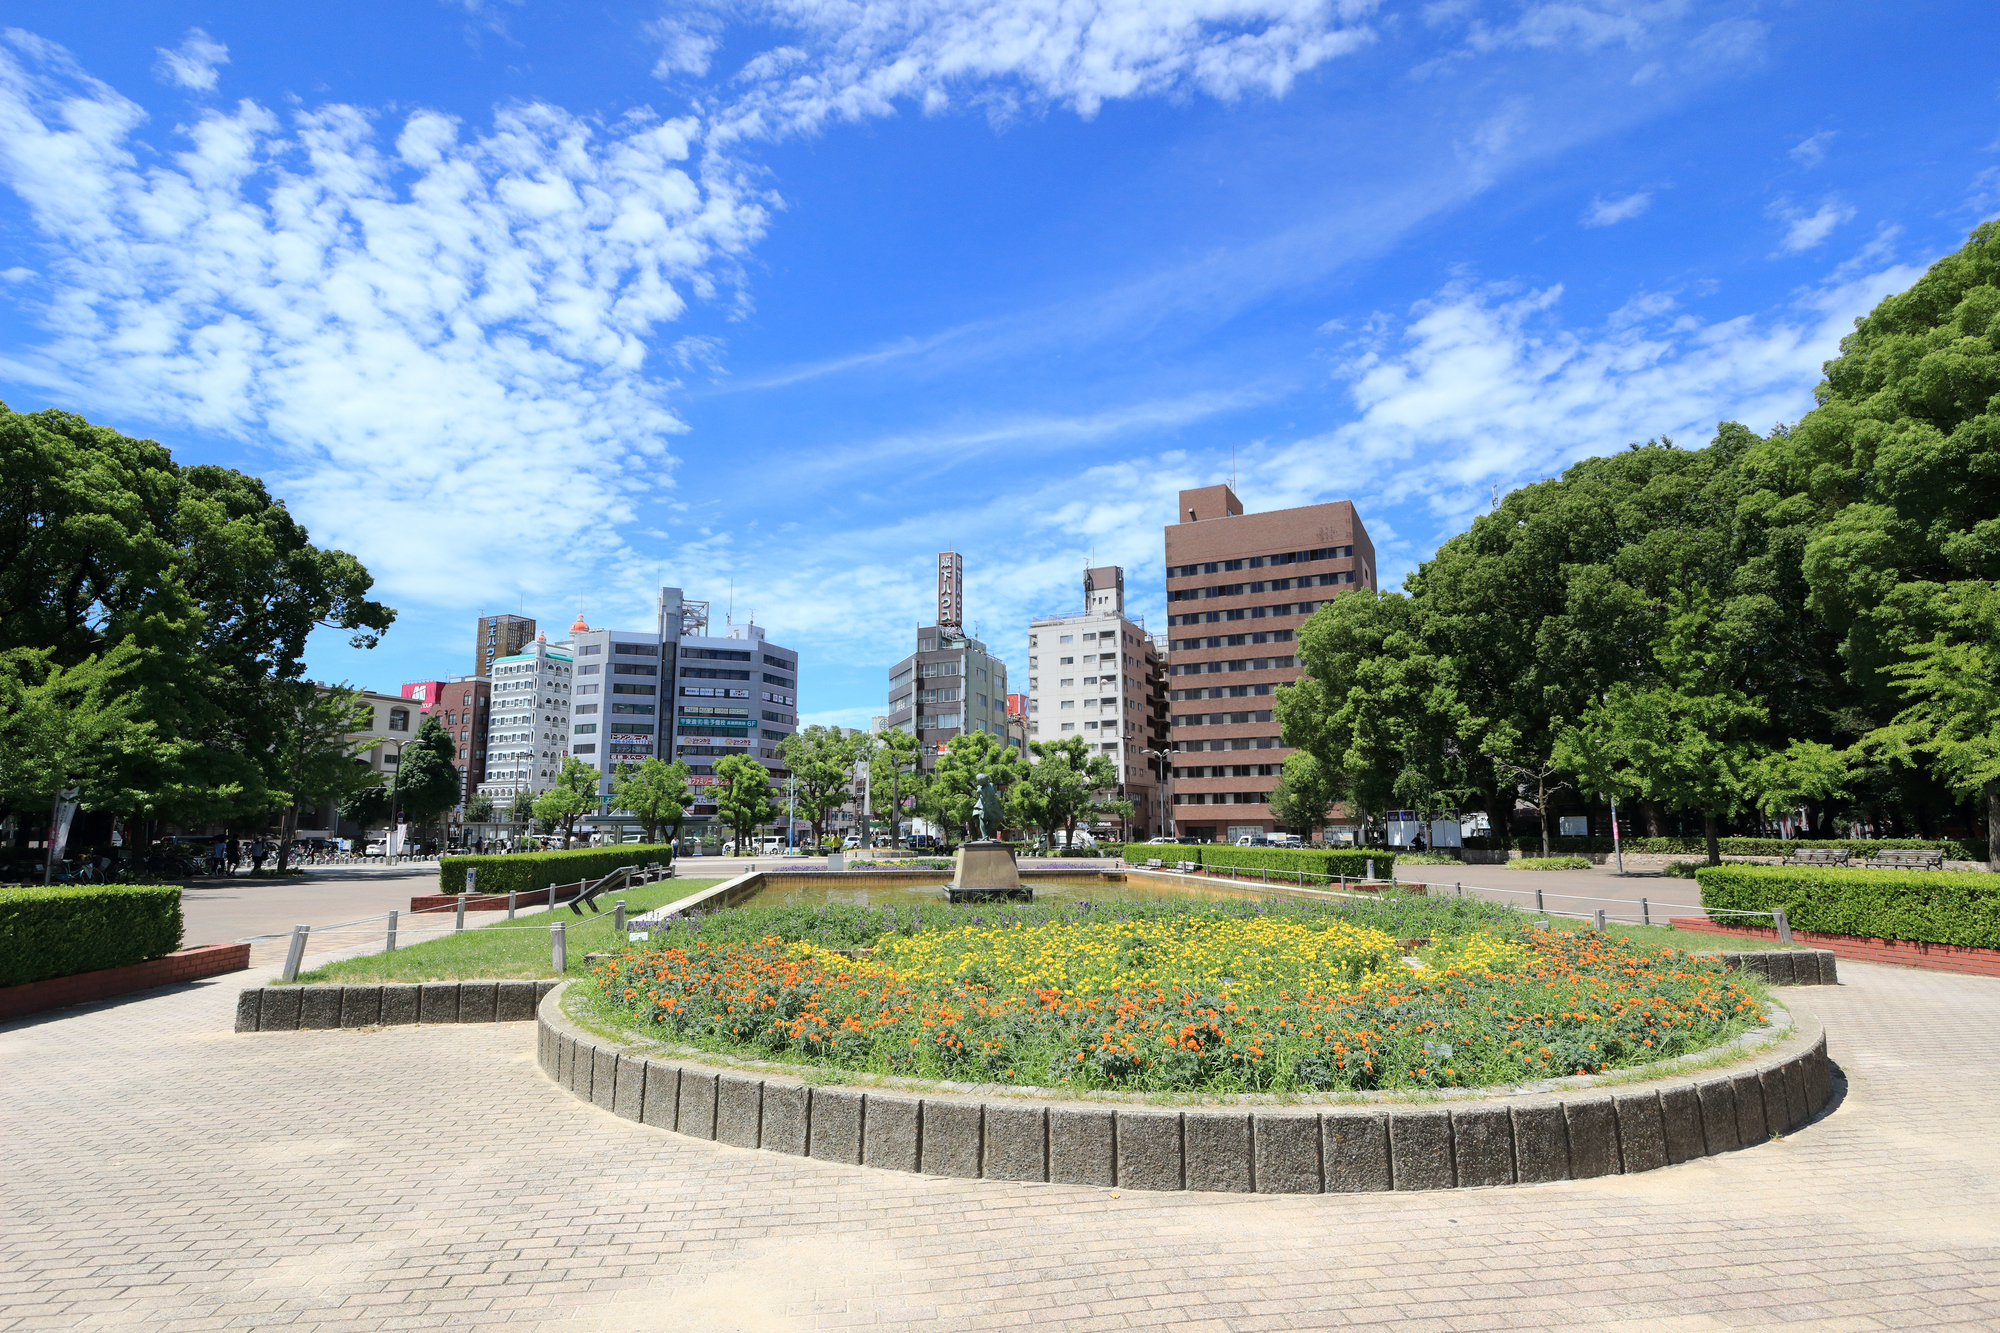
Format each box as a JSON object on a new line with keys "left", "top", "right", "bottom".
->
{"left": 236, "top": 979, "right": 560, "bottom": 1032}
{"left": 1697, "top": 949, "right": 1839, "bottom": 985}
{"left": 535, "top": 984, "right": 1834, "bottom": 1194}
{"left": 2, "top": 942, "right": 252, "bottom": 1021}
{"left": 1674, "top": 918, "right": 2000, "bottom": 979}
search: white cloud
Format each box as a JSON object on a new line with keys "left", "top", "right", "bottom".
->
{"left": 1777, "top": 200, "right": 1854, "bottom": 253}
{"left": 705, "top": 0, "right": 1381, "bottom": 142}
{"left": 152, "top": 28, "right": 228, "bottom": 92}
{"left": 1790, "top": 130, "right": 1834, "bottom": 167}
{"left": 1263, "top": 252, "right": 1922, "bottom": 585}
{"left": 0, "top": 33, "right": 768, "bottom": 611}
{"left": 1582, "top": 190, "right": 1650, "bottom": 226}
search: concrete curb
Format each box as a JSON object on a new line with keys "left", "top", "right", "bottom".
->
{"left": 234, "top": 980, "right": 558, "bottom": 1031}
{"left": 534, "top": 983, "right": 1835, "bottom": 1194}
{"left": 1697, "top": 949, "right": 1840, "bottom": 985}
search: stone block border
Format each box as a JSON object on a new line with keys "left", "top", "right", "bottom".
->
{"left": 1676, "top": 918, "right": 1998, "bottom": 979}
{"left": 235, "top": 980, "right": 560, "bottom": 1032}
{"left": 1697, "top": 948, "right": 1839, "bottom": 985}
{"left": 3, "top": 942, "right": 252, "bottom": 1022}
{"left": 534, "top": 982, "right": 1834, "bottom": 1194}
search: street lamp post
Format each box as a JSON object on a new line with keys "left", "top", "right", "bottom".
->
{"left": 1142, "top": 748, "right": 1174, "bottom": 839}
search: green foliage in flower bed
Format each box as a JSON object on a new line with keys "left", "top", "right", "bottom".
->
{"left": 1514, "top": 857, "right": 1593, "bottom": 871}
{"left": 1119, "top": 843, "right": 1393, "bottom": 880}
{"left": 437, "top": 844, "right": 677, "bottom": 895}
{"left": 0, "top": 884, "right": 183, "bottom": 987}
{"left": 587, "top": 895, "right": 1762, "bottom": 1095}
{"left": 1696, "top": 863, "right": 2000, "bottom": 949}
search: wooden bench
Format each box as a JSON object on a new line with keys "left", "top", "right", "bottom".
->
{"left": 1867, "top": 849, "right": 1945, "bottom": 870}
{"left": 1142, "top": 858, "right": 1164, "bottom": 870}
{"left": 1783, "top": 848, "right": 1851, "bottom": 866}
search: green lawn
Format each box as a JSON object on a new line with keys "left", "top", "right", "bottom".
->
{"left": 288, "top": 879, "right": 721, "bottom": 984}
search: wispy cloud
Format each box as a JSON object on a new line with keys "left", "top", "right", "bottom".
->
{"left": 152, "top": 28, "right": 228, "bottom": 91}
{"left": 0, "top": 32, "right": 767, "bottom": 611}
{"left": 1776, "top": 199, "right": 1855, "bottom": 253}
{"left": 1582, "top": 190, "right": 1651, "bottom": 226}
{"left": 1790, "top": 130, "right": 1835, "bottom": 167}
{"left": 703, "top": 0, "right": 1382, "bottom": 144}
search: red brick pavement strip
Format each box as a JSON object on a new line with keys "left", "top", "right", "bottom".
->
{"left": 3, "top": 964, "right": 1999, "bottom": 1331}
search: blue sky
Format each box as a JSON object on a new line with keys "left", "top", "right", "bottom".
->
{"left": 2, "top": 1, "right": 1996, "bottom": 728}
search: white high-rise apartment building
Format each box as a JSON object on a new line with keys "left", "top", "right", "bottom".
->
{"left": 1026, "top": 566, "right": 1171, "bottom": 837}
{"left": 476, "top": 634, "right": 573, "bottom": 800}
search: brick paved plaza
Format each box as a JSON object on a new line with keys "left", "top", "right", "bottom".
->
{"left": 4, "top": 960, "right": 1998, "bottom": 1332}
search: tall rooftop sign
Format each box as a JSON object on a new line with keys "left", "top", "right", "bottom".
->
{"left": 937, "top": 551, "right": 963, "bottom": 632}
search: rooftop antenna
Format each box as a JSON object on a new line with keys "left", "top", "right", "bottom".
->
{"left": 1490, "top": 483, "right": 1500, "bottom": 513}
{"left": 1230, "top": 446, "right": 1238, "bottom": 493}
{"left": 727, "top": 578, "right": 733, "bottom": 626}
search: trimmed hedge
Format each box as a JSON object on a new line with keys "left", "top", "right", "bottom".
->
{"left": 1120, "top": 843, "right": 1395, "bottom": 881}
{"left": 438, "top": 844, "right": 678, "bottom": 896}
{"left": 1465, "top": 834, "right": 1984, "bottom": 861}
{"left": 0, "top": 884, "right": 184, "bottom": 988}
{"left": 1696, "top": 863, "right": 2000, "bottom": 950}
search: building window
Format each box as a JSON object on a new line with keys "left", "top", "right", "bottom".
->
{"left": 578, "top": 644, "right": 602, "bottom": 655}
{"left": 574, "top": 723, "right": 598, "bottom": 734}
{"left": 577, "top": 664, "right": 600, "bottom": 676}
{"left": 613, "top": 664, "right": 657, "bottom": 676}
{"left": 573, "top": 744, "right": 597, "bottom": 755}
{"left": 1059, "top": 635, "right": 1073, "bottom": 643}
{"left": 1061, "top": 722, "right": 1075, "bottom": 731}
{"left": 388, "top": 708, "right": 410, "bottom": 732}
{"left": 613, "top": 643, "right": 654, "bottom": 655}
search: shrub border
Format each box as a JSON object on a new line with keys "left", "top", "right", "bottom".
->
{"left": 1, "top": 942, "right": 249, "bottom": 1021}
{"left": 529, "top": 977, "right": 1833, "bottom": 1194}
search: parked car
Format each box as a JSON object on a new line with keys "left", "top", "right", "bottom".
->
{"left": 1236, "top": 834, "right": 1275, "bottom": 847}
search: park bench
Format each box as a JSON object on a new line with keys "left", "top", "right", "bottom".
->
{"left": 1867, "top": 849, "right": 1945, "bottom": 870}
{"left": 1783, "top": 847, "right": 1851, "bottom": 866}
{"left": 1175, "top": 860, "right": 1199, "bottom": 874}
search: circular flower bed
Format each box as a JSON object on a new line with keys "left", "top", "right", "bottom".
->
{"left": 591, "top": 907, "right": 1765, "bottom": 1095}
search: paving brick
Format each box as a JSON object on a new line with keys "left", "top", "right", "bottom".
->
{"left": 1324, "top": 1112, "right": 1391, "bottom": 1192}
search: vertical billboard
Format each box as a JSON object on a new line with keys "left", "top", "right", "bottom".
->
{"left": 937, "top": 551, "right": 964, "bottom": 632}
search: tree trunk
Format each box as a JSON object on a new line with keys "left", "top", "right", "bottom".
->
{"left": 1538, "top": 774, "right": 1551, "bottom": 858}
{"left": 1987, "top": 781, "right": 1999, "bottom": 873}
{"left": 1703, "top": 810, "right": 1721, "bottom": 866}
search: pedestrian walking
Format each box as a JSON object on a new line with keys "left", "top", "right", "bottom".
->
{"left": 226, "top": 837, "right": 242, "bottom": 875}
{"left": 250, "top": 838, "right": 268, "bottom": 874}
{"left": 209, "top": 837, "right": 226, "bottom": 876}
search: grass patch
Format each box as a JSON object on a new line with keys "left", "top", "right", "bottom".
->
{"left": 289, "top": 879, "right": 721, "bottom": 984}
{"left": 1535, "top": 915, "right": 1817, "bottom": 952}
{"left": 1515, "top": 856, "right": 1593, "bottom": 871}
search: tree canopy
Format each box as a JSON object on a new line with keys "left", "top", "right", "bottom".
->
{"left": 1277, "top": 220, "right": 2000, "bottom": 865}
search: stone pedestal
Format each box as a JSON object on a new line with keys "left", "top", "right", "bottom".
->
{"left": 946, "top": 841, "right": 1031, "bottom": 903}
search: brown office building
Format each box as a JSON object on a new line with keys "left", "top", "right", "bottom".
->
{"left": 474, "top": 613, "right": 535, "bottom": 680}
{"left": 1162, "top": 484, "right": 1376, "bottom": 840}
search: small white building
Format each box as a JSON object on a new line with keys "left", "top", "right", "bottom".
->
{"left": 477, "top": 634, "right": 573, "bottom": 801}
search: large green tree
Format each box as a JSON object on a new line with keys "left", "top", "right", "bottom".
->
{"left": 0, "top": 403, "right": 394, "bottom": 859}
{"left": 925, "top": 730, "right": 1026, "bottom": 840}
{"left": 261, "top": 681, "right": 375, "bottom": 872}
{"left": 533, "top": 757, "right": 599, "bottom": 849}
{"left": 712, "top": 753, "right": 777, "bottom": 853}
{"left": 1267, "top": 751, "right": 1341, "bottom": 839}
{"left": 610, "top": 757, "right": 692, "bottom": 845}
{"left": 776, "top": 725, "right": 860, "bottom": 851}
{"left": 394, "top": 715, "right": 463, "bottom": 837}
{"left": 1016, "top": 736, "right": 1119, "bottom": 847}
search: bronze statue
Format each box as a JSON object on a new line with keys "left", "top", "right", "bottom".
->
{"left": 971, "top": 772, "right": 1003, "bottom": 842}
